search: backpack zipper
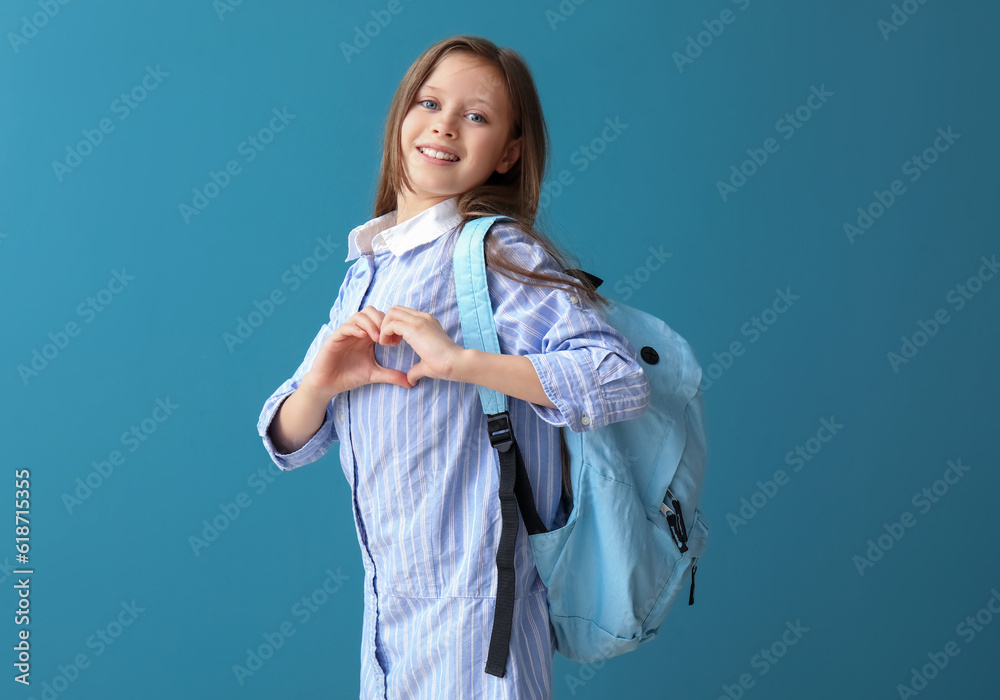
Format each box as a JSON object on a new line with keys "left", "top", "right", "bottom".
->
{"left": 689, "top": 560, "right": 698, "bottom": 605}
{"left": 661, "top": 489, "right": 698, "bottom": 605}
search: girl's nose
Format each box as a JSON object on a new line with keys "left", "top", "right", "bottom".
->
{"left": 432, "top": 112, "right": 459, "bottom": 137}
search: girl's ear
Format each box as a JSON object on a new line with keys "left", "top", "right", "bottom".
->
{"left": 495, "top": 137, "right": 522, "bottom": 175}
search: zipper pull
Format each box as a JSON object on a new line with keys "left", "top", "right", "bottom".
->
{"left": 688, "top": 562, "right": 698, "bottom": 605}
{"left": 666, "top": 512, "right": 684, "bottom": 551}
{"left": 670, "top": 496, "right": 688, "bottom": 544}
{"left": 663, "top": 488, "right": 690, "bottom": 550}
{"left": 660, "top": 501, "right": 688, "bottom": 553}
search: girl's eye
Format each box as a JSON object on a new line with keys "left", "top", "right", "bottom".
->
{"left": 418, "top": 99, "right": 486, "bottom": 124}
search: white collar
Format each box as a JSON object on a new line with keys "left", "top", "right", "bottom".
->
{"left": 345, "top": 196, "right": 463, "bottom": 261}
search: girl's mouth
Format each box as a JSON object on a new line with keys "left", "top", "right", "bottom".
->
{"left": 416, "top": 146, "right": 460, "bottom": 165}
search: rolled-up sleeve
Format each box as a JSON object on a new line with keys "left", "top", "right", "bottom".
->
{"left": 485, "top": 224, "right": 650, "bottom": 432}
{"left": 257, "top": 271, "right": 355, "bottom": 470}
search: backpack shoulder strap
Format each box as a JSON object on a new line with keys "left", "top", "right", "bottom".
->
{"left": 452, "top": 215, "right": 549, "bottom": 678}
{"left": 453, "top": 215, "right": 514, "bottom": 417}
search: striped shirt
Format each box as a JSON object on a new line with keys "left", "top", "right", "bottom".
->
{"left": 257, "top": 196, "right": 650, "bottom": 699}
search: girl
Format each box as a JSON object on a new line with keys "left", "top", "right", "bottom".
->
{"left": 257, "top": 35, "right": 650, "bottom": 699}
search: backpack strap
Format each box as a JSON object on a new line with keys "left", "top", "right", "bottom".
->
{"left": 453, "top": 216, "right": 548, "bottom": 678}
{"left": 453, "top": 216, "right": 512, "bottom": 416}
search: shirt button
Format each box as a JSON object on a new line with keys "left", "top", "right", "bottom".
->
{"left": 339, "top": 412, "right": 345, "bottom": 422}
{"left": 569, "top": 295, "right": 579, "bottom": 305}
{"left": 581, "top": 415, "right": 590, "bottom": 426}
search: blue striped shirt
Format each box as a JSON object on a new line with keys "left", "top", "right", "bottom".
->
{"left": 257, "top": 196, "right": 650, "bottom": 699}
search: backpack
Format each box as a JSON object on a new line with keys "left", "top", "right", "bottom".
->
{"left": 452, "top": 216, "right": 710, "bottom": 677}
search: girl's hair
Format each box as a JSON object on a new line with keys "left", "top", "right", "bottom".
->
{"left": 372, "top": 34, "right": 610, "bottom": 310}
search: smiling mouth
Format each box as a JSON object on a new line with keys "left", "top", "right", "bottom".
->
{"left": 417, "top": 146, "right": 460, "bottom": 162}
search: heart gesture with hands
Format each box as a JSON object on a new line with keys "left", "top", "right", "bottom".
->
{"left": 301, "top": 304, "right": 464, "bottom": 399}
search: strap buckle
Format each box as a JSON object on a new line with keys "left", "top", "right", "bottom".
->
{"left": 487, "top": 412, "right": 513, "bottom": 451}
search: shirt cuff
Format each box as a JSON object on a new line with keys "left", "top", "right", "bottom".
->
{"left": 257, "top": 389, "right": 339, "bottom": 471}
{"left": 524, "top": 348, "right": 650, "bottom": 432}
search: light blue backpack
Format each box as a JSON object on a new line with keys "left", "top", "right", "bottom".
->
{"left": 453, "top": 216, "right": 710, "bottom": 678}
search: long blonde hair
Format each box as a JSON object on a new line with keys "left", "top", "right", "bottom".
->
{"left": 372, "top": 34, "right": 609, "bottom": 310}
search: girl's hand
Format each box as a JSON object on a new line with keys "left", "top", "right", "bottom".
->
{"left": 301, "top": 305, "right": 414, "bottom": 399}
{"left": 378, "top": 305, "right": 464, "bottom": 386}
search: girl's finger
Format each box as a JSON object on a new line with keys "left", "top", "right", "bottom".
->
{"left": 358, "top": 305, "right": 387, "bottom": 327}
{"left": 379, "top": 318, "right": 406, "bottom": 345}
{"left": 349, "top": 316, "right": 380, "bottom": 341}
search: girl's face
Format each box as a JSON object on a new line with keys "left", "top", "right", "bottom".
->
{"left": 396, "top": 52, "right": 521, "bottom": 221}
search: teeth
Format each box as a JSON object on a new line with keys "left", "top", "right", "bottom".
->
{"left": 419, "top": 147, "right": 458, "bottom": 161}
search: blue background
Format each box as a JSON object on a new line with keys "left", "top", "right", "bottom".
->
{"left": 2, "top": 0, "right": 998, "bottom": 698}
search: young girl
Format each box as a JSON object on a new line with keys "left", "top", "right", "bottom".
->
{"left": 257, "top": 35, "right": 650, "bottom": 699}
